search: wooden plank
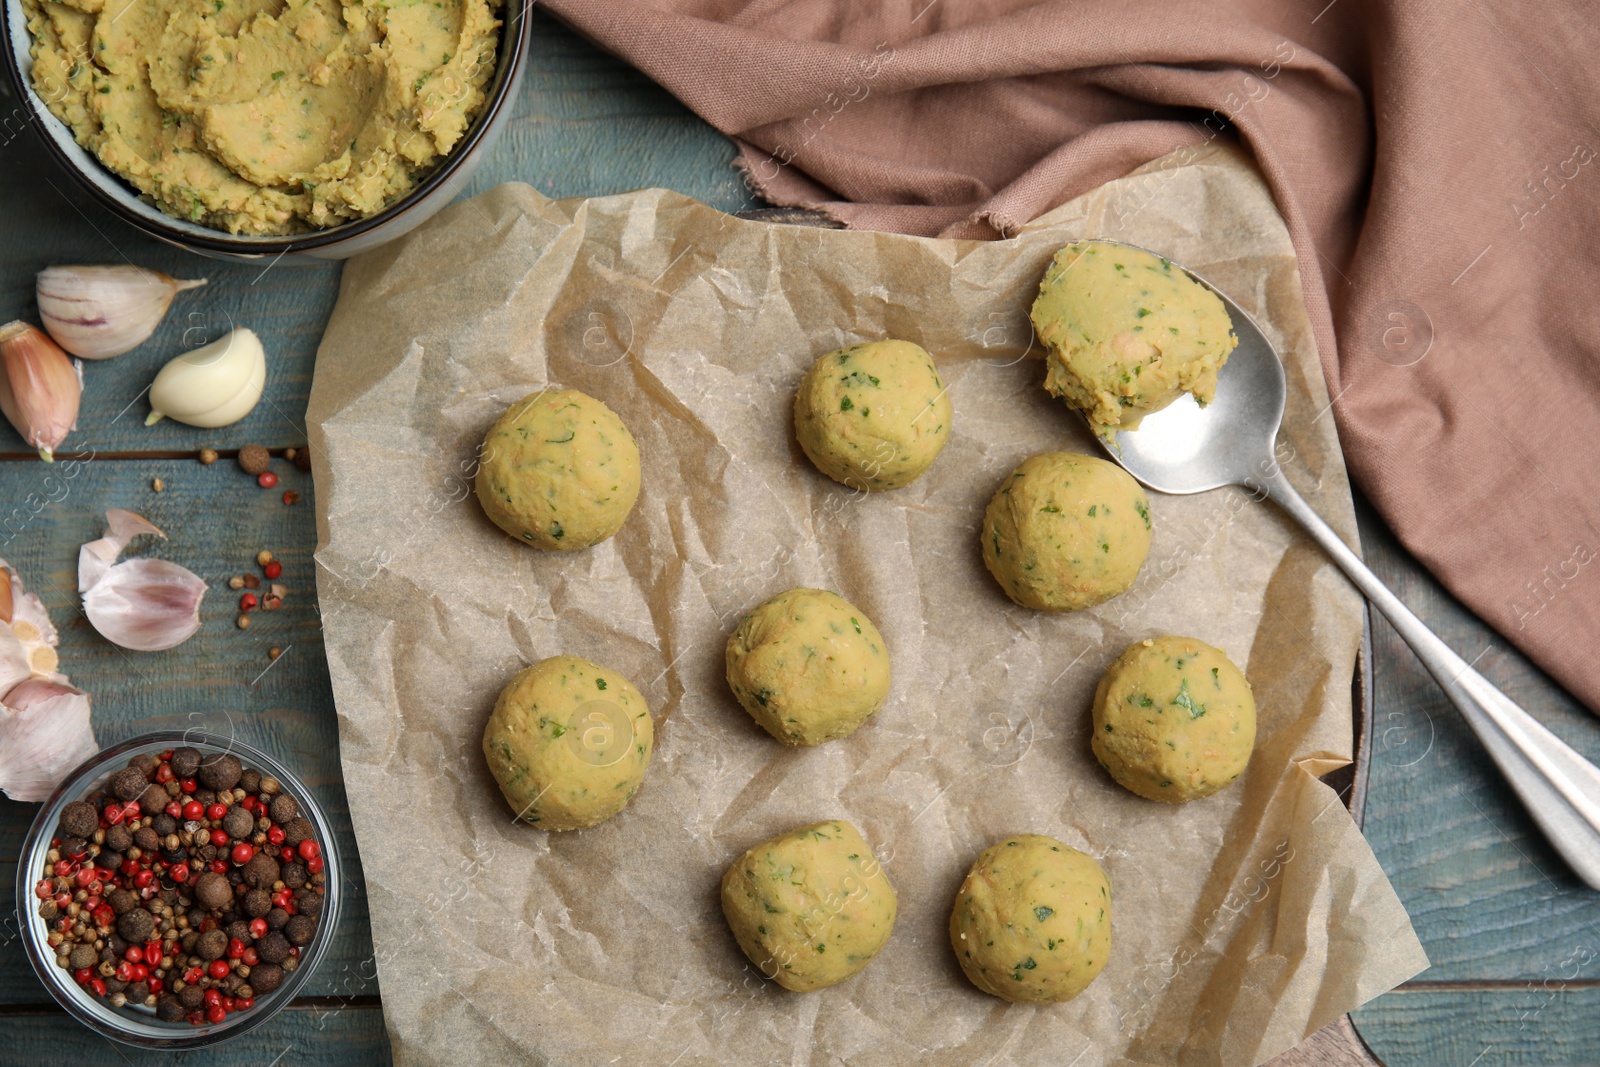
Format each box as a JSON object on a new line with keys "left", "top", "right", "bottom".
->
{"left": 1353, "top": 494, "right": 1600, "bottom": 986}
{"left": 0, "top": 1001, "right": 391, "bottom": 1063}
{"left": 0, "top": 458, "right": 379, "bottom": 1004}
{"left": 1353, "top": 988, "right": 1600, "bottom": 1066}
{"left": 0, "top": 8, "right": 758, "bottom": 458}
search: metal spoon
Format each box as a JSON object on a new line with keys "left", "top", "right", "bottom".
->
{"left": 1084, "top": 243, "right": 1600, "bottom": 889}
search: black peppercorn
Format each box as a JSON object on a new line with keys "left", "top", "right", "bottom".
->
{"left": 281, "top": 817, "right": 314, "bottom": 848}
{"left": 283, "top": 914, "right": 316, "bottom": 947}
{"left": 59, "top": 801, "right": 98, "bottom": 839}
{"left": 59, "top": 835, "right": 87, "bottom": 858}
{"left": 109, "top": 767, "right": 148, "bottom": 802}
{"left": 161, "top": 847, "right": 188, "bottom": 866}
{"left": 150, "top": 814, "right": 177, "bottom": 838}
{"left": 266, "top": 908, "right": 290, "bottom": 930}
{"left": 104, "top": 824, "right": 133, "bottom": 853}
{"left": 250, "top": 963, "right": 284, "bottom": 993}
{"left": 293, "top": 888, "right": 324, "bottom": 920}
{"left": 239, "top": 768, "right": 261, "bottom": 794}
{"left": 227, "top": 920, "right": 253, "bottom": 944}
{"left": 97, "top": 850, "right": 124, "bottom": 871}
{"left": 117, "top": 907, "right": 156, "bottom": 943}
{"left": 195, "top": 928, "right": 228, "bottom": 961}
{"left": 193, "top": 788, "right": 216, "bottom": 808}
{"left": 68, "top": 944, "right": 98, "bottom": 969}
{"left": 170, "top": 747, "right": 202, "bottom": 778}
{"left": 280, "top": 862, "right": 307, "bottom": 889}
{"left": 179, "top": 984, "right": 205, "bottom": 1010}
{"left": 196, "top": 753, "right": 242, "bottom": 792}
{"left": 255, "top": 931, "right": 291, "bottom": 965}
{"left": 155, "top": 994, "right": 187, "bottom": 1022}
{"left": 268, "top": 794, "right": 299, "bottom": 825}
{"left": 133, "top": 826, "right": 161, "bottom": 852}
{"left": 193, "top": 872, "right": 232, "bottom": 910}
{"left": 222, "top": 806, "right": 254, "bottom": 841}
{"left": 137, "top": 784, "right": 169, "bottom": 815}
{"left": 127, "top": 753, "right": 157, "bottom": 776}
{"left": 241, "top": 853, "right": 280, "bottom": 889}
{"left": 242, "top": 889, "right": 272, "bottom": 918}
{"left": 125, "top": 981, "right": 151, "bottom": 1003}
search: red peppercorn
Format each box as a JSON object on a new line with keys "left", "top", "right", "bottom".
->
{"left": 240, "top": 592, "right": 259, "bottom": 611}
{"left": 90, "top": 978, "right": 107, "bottom": 998}
{"left": 211, "top": 829, "right": 230, "bottom": 848}
{"left": 226, "top": 938, "right": 246, "bottom": 959}
{"left": 53, "top": 860, "right": 71, "bottom": 877}
{"left": 257, "top": 471, "right": 278, "bottom": 488}
{"left": 207, "top": 1004, "right": 227, "bottom": 1025}
{"left": 148, "top": 976, "right": 164, "bottom": 995}
{"left": 170, "top": 862, "right": 191, "bottom": 883}
{"left": 164, "top": 802, "right": 182, "bottom": 820}
{"left": 124, "top": 945, "right": 144, "bottom": 964}
{"left": 231, "top": 843, "right": 255, "bottom": 866}
{"left": 103, "top": 804, "right": 124, "bottom": 825}
{"left": 32, "top": 878, "right": 50, "bottom": 899}
{"left": 187, "top": 1011, "right": 204, "bottom": 1027}
{"left": 73, "top": 968, "right": 92, "bottom": 986}
{"left": 280, "top": 847, "right": 295, "bottom": 863}
{"left": 211, "top": 860, "right": 229, "bottom": 875}
{"left": 73, "top": 867, "right": 94, "bottom": 887}
{"left": 53, "top": 892, "right": 71, "bottom": 910}
{"left": 133, "top": 869, "right": 154, "bottom": 889}
{"left": 242, "top": 947, "right": 259, "bottom": 967}
{"left": 207, "top": 803, "right": 228, "bottom": 822}
{"left": 288, "top": 945, "right": 300, "bottom": 958}
{"left": 297, "top": 839, "right": 320, "bottom": 860}
{"left": 204, "top": 988, "right": 222, "bottom": 1007}
{"left": 236, "top": 997, "right": 255, "bottom": 1011}
{"left": 181, "top": 800, "right": 204, "bottom": 821}
{"left": 249, "top": 918, "right": 268, "bottom": 939}
{"left": 263, "top": 560, "right": 282, "bottom": 579}
{"left": 120, "top": 858, "right": 139, "bottom": 877}
{"left": 267, "top": 825, "right": 285, "bottom": 846}
{"left": 271, "top": 889, "right": 292, "bottom": 909}
{"left": 115, "top": 961, "right": 134, "bottom": 983}
{"left": 93, "top": 905, "right": 114, "bottom": 927}
{"left": 130, "top": 963, "right": 149, "bottom": 982}
{"left": 180, "top": 777, "right": 198, "bottom": 794}
{"left": 154, "top": 763, "right": 175, "bottom": 784}
{"left": 185, "top": 967, "right": 204, "bottom": 985}
{"left": 145, "top": 942, "right": 162, "bottom": 966}
{"left": 306, "top": 855, "right": 325, "bottom": 875}
{"left": 208, "top": 959, "right": 231, "bottom": 980}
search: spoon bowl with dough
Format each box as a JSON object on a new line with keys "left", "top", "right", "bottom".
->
{"left": 1085, "top": 240, "right": 1600, "bottom": 890}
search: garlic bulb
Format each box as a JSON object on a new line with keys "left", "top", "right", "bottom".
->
{"left": 0, "top": 678, "right": 96, "bottom": 802}
{"left": 145, "top": 327, "right": 266, "bottom": 428}
{"left": 38, "top": 265, "right": 207, "bottom": 360}
{"left": 0, "top": 321, "right": 82, "bottom": 461}
{"left": 0, "top": 559, "right": 96, "bottom": 801}
{"left": 79, "top": 509, "right": 207, "bottom": 651}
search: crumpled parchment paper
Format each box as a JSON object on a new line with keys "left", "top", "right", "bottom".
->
{"left": 307, "top": 140, "right": 1428, "bottom": 1067}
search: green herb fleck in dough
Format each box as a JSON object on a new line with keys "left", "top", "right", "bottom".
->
{"left": 1034, "top": 906, "right": 1054, "bottom": 922}
{"left": 840, "top": 396, "right": 854, "bottom": 412}
{"left": 596, "top": 678, "right": 607, "bottom": 691}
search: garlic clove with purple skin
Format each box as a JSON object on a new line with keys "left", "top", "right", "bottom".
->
{"left": 78, "top": 509, "right": 207, "bottom": 652}
{"left": 37, "top": 265, "right": 207, "bottom": 360}
{"left": 0, "top": 321, "right": 81, "bottom": 462}
{"left": 0, "top": 678, "right": 96, "bottom": 802}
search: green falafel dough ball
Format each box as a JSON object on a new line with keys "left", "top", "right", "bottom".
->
{"left": 722, "top": 820, "right": 898, "bottom": 992}
{"left": 1092, "top": 635, "right": 1256, "bottom": 802}
{"left": 1031, "top": 241, "right": 1238, "bottom": 431}
{"left": 949, "top": 834, "right": 1112, "bottom": 1004}
{"left": 981, "top": 451, "right": 1152, "bottom": 611}
{"left": 794, "top": 340, "right": 953, "bottom": 491}
{"left": 475, "top": 388, "right": 641, "bottom": 550}
{"left": 482, "top": 655, "right": 654, "bottom": 830}
{"left": 725, "top": 588, "right": 890, "bottom": 746}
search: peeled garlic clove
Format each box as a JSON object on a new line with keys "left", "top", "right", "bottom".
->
{"left": 78, "top": 509, "right": 207, "bottom": 651}
{"left": 0, "top": 558, "right": 63, "bottom": 683}
{"left": 0, "top": 321, "right": 82, "bottom": 461}
{"left": 38, "top": 265, "right": 207, "bottom": 360}
{"left": 0, "top": 679, "right": 96, "bottom": 802}
{"left": 145, "top": 327, "right": 266, "bottom": 428}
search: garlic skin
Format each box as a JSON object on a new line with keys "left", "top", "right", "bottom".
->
{"left": 0, "top": 678, "right": 96, "bottom": 802}
{"left": 0, "top": 321, "right": 82, "bottom": 461}
{"left": 79, "top": 509, "right": 207, "bottom": 652}
{"left": 37, "top": 265, "right": 207, "bottom": 360}
{"left": 145, "top": 327, "right": 266, "bottom": 428}
{"left": 0, "top": 559, "right": 96, "bottom": 801}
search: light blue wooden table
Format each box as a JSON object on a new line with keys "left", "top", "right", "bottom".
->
{"left": 0, "top": 11, "right": 1594, "bottom": 1064}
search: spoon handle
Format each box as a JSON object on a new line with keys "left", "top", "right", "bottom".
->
{"left": 1251, "top": 466, "right": 1600, "bottom": 889}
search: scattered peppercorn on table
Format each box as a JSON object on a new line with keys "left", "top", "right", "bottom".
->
{"left": 0, "top": 10, "right": 1596, "bottom": 1065}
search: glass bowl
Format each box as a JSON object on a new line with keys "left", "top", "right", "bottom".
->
{"left": 15, "top": 731, "right": 343, "bottom": 1049}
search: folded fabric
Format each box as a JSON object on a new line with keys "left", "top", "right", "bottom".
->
{"left": 547, "top": 0, "right": 1600, "bottom": 715}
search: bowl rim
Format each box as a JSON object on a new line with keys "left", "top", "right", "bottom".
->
{"left": 0, "top": 0, "right": 532, "bottom": 255}
{"left": 15, "top": 730, "right": 345, "bottom": 1050}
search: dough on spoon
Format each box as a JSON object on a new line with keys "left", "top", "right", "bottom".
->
{"left": 794, "top": 339, "right": 953, "bottom": 490}
{"left": 475, "top": 388, "right": 641, "bottom": 550}
{"left": 722, "top": 820, "right": 897, "bottom": 991}
{"left": 1092, "top": 635, "right": 1255, "bottom": 802}
{"left": 981, "top": 451, "right": 1151, "bottom": 611}
{"left": 949, "top": 834, "right": 1111, "bottom": 1004}
{"left": 482, "top": 655, "right": 654, "bottom": 830}
{"left": 1031, "top": 241, "right": 1238, "bottom": 431}
{"left": 725, "top": 588, "right": 890, "bottom": 745}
